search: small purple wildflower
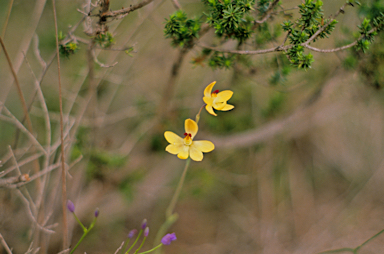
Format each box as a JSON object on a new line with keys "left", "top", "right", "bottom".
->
{"left": 67, "top": 200, "right": 75, "bottom": 213}
{"left": 141, "top": 219, "right": 147, "bottom": 229}
{"left": 144, "top": 227, "right": 149, "bottom": 237}
{"left": 161, "top": 233, "right": 177, "bottom": 245}
{"left": 94, "top": 208, "right": 99, "bottom": 218}
{"left": 128, "top": 229, "right": 138, "bottom": 238}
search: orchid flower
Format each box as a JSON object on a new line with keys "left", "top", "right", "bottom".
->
{"left": 203, "top": 81, "right": 234, "bottom": 116}
{"left": 165, "top": 119, "right": 214, "bottom": 161}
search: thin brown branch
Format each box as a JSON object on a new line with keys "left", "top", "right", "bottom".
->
{"left": 304, "top": 41, "right": 357, "bottom": 53}
{"left": 171, "top": 0, "right": 181, "bottom": 10}
{"left": 0, "top": 0, "right": 14, "bottom": 40}
{"left": 197, "top": 42, "right": 289, "bottom": 54}
{"left": 303, "top": 3, "right": 349, "bottom": 46}
{"left": 52, "top": 0, "right": 68, "bottom": 249}
{"left": 0, "top": 37, "right": 34, "bottom": 134}
{"left": 254, "top": 0, "right": 280, "bottom": 24}
{"left": 99, "top": 0, "right": 154, "bottom": 18}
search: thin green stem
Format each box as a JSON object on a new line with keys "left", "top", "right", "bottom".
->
{"left": 317, "top": 248, "right": 354, "bottom": 254}
{"left": 122, "top": 238, "right": 131, "bottom": 253}
{"left": 355, "top": 228, "right": 384, "bottom": 252}
{"left": 317, "top": 227, "right": 384, "bottom": 254}
{"left": 166, "top": 158, "right": 191, "bottom": 218}
{"left": 137, "top": 244, "right": 162, "bottom": 254}
{"left": 69, "top": 218, "right": 96, "bottom": 254}
{"left": 195, "top": 105, "right": 205, "bottom": 124}
{"left": 153, "top": 159, "right": 191, "bottom": 253}
{"left": 125, "top": 230, "right": 143, "bottom": 254}
{"left": 73, "top": 213, "right": 87, "bottom": 232}
{"left": 134, "top": 237, "right": 147, "bottom": 254}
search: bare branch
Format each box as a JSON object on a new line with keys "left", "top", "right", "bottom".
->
{"left": 15, "top": 190, "right": 55, "bottom": 234}
{"left": 0, "top": 233, "right": 13, "bottom": 254}
{"left": 98, "top": 0, "right": 154, "bottom": 18}
{"left": 254, "top": 0, "right": 280, "bottom": 24}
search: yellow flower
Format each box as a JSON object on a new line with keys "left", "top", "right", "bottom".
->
{"left": 203, "top": 81, "right": 234, "bottom": 116}
{"left": 164, "top": 119, "right": 215, "bottom": 161}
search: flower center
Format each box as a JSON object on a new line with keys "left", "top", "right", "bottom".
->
{"left": 212, "top": 89, "right": 219, "bottom": 97}
{"left": 183, "top": 133, "right": 193, "bottom": 145}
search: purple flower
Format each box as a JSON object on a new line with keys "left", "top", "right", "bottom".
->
{"left": 144, "top": 227, "right": 149, "bottom": 237}
{"left": 94, "top": 208, "right": 99, "bottom": 218}
{"left": 141, "top": 219, "right": 147, "bottom": 229}
{"left": 67, "top": 200, "right": 75, "bottom": 213}
{"left": 128, "top": 229, "right": 138, "bottom": 238}
{"left": 161, "top": 233, "right": 177, "bottom": 245}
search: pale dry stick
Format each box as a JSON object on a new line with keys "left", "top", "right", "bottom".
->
{"left": 15, "top": 189, "right": 56, "bottom": 234}
{"left": 31, "top": 249, "right": 41, "bottom": 254}
{"left": 0, "top": 233, "right": 13, "bottom": 254}
{"left": 170, "top": 0, "right": 181, "bottom": 10}
{"left": 1, "top": 0, "right": 47, "bottom": 102}
{"left": 0, "top": 37, "right": 44, "bottom": 215}
{"left": 0, "top": 152, "right": 44, "bottom": 178}
{"left": 22, "top": 51, "right": 52, "bottom": 214}
{"left": 33, "top": 35, "right": 47, "bottom": 70}
{"left": 0, "top": 37, "right": 34, "bottom": 137}
{"left": 0, "top": 109, "right": 46, "bottom": 155}
{"left": 56, "top": 248, "right": 70, "bottom": 254}
{"left": 66, "top": 0, "right": 161, "bottom": 139}
{"left": 114, "top": 241, "right": 125, "bottom": 254}
{"left": 0, "top": 174, "right": 30, "bottom": 186}
{"left": 52, "top": 0, "right": 68, "bottom": 249}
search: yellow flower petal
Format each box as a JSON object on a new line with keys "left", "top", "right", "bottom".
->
{"left": 165, "top": 144, "right": 183, "bottom": 155}
{"left": 193, "top": 140, "right": 215, "bottom": 152}
{"left": 215, "top": 90, "right": 233, "bottom": 103}
{"left": 220, "top": 104, "right": 234, "bottom": 111}
{"left": 177, "top": 146, "right": 189, "bottom": 159}
{"left": 213, "top": 101, "right": 226, "bottom": 110}
{"left": 185, "top": 119, "right": 198, "bottom": 139}
{"left": 164, "top": 131, "right": 183, "bottom": 144}
{"left": 205, "top": 104, "right": 217, "bottom": 116}
{"left": 204, "top": 81, "right": 216, "bottom": 98}
{"left": 189, "top": 146, "right": 203, "bottom": 161}
{"left": 203, "top": 96, "right": 213, "bottom": 105}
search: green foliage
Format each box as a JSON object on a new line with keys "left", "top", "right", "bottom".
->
{"left": 164, "top": 11, "right": 201, "bottom": 48}
{"left": 208, "top": 51, "right": 236, "bottom": 69}
{"left": 94, "top": 32, "right": 115, "bottom": 48}
{"left": 59, "top": 31, "right": 79, "bottom": 58}
{"left": 119, "top": 170, "right": 146, "bottom": 202}
{"left": 204, "top": 0, "right": 255, "bottom": 42}
{"left": 282, "top": 0, "right": 337, "bottom": 69}
{"left": 257, "top": 0, "right": 272, "bottom": 16}
{"left": 348, "top": 1, "right": 384, "bottom": 88}
{"left": 261, "top": 92, "right": 285, "bottom": 118}
{"left": 86, "top": 149, "right": 126, "bottom": 180}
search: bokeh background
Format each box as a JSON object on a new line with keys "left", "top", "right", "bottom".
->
{"left": 1, "top": 0, "right": 384, "bottom": 253}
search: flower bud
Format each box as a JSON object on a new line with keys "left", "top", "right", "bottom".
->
{"left": 67, "top": 200, "right": 75, "bottom": 213}
{"left": 94, "top": 208, "right": 99, "bottom": 218}
{"left": 141, "top": 219, "right": 147, "bottom": 229}
{"left": 128, "top": 229, "right": 138, "bottom": 238}
{"left": 161, "top": 233, "right": 177, "bottom": 245}
{"left": 144, "top": 227, "right": 149, "bottom": 237}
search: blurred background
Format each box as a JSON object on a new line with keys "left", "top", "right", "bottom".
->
{"left": 1, "top": 0, "right": 384, "bottom": 253}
